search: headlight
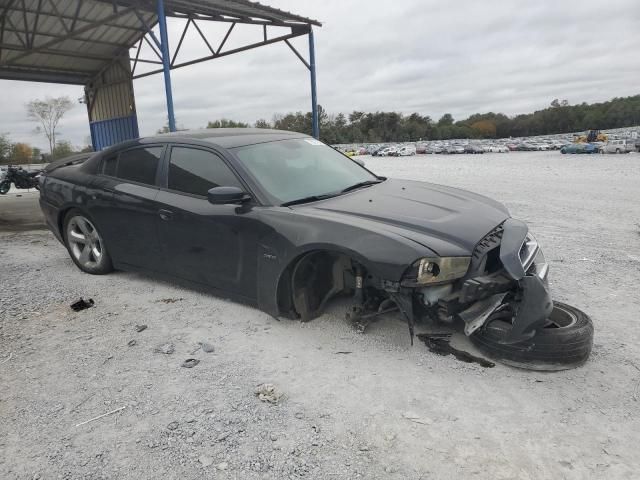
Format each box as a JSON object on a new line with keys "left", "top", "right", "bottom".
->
{"left": 402, "top": 256, "right": 471, "bottom": 286}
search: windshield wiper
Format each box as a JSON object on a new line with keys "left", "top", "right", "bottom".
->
{"left": 340, "top": 178, "right": 385, "bottom": 193}
{"left": 281, "top": 193, "right": 340, "bottom": 207}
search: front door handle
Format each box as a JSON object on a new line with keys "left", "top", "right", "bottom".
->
{"left": 159, "top": 209, "right": 173, "bottom": 221}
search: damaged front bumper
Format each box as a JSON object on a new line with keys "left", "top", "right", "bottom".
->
{"left": 416, "top": 219, "right": 553, "bottom": 344}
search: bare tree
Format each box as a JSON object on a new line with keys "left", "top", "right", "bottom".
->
{"left": 26, "top": 96, "right": 74, "bottom": 157}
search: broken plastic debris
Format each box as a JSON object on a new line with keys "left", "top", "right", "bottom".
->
{"left": 135, "top": 324, "right": 148, "bottom": 332}
{"left": 70, "top": 298, "right": 94, "bottom": 312}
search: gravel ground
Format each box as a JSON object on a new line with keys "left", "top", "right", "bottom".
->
{"left": 1, "top": 151, "right": 640, "bottom": 480}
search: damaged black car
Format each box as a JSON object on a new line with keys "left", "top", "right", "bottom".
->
{"left": 38, "top": 129, "right": 593, "bottom": 369}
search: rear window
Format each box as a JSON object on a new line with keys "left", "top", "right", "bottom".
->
{"left": 115, "top": 147, "right": 162, "bottom": 185}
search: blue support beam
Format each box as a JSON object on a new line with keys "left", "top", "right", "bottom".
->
{"left": 308, "top": 28, "right": 319, "bottom": 139}
{"left": 156, "top": 0, "right": 176, "bottom": 132}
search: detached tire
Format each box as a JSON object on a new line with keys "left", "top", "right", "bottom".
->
{"left": 471, "top": 302, "right": 593, "bottom": 371}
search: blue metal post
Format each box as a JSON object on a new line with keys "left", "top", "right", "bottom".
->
{"left": 308, "top": 28, "right": 319, "bottom": 139}
{"left": 157, "top": 0, "right": 176, "bottom": 132}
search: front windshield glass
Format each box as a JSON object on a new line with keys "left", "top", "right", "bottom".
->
{"left": 232, "top": 138, "right": 378, "bottom": 204}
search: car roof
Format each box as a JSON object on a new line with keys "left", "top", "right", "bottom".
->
{"left": 150, "top": 128, "right": 309, "bottom": 149}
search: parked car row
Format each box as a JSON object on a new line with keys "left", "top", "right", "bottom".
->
{"left": 332, "top": 126, "right": 639, "bottom": 157}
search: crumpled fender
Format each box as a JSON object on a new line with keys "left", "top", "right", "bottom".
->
{"left": 499, "top": 218, "right": 528, "bottom": 280}
{"left": 497, "top": 218, "right": 554, "bottom": 343}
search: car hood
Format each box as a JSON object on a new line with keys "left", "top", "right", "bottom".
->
{"left": 294, "top": 178, "right": 510, "bottom": 256}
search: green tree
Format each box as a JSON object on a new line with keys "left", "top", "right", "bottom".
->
{"left": 52, "top": 140, "right": 75, "bottom": 159}
{"left": 206, "top": 119, "right": 249, "bottom": 128}
{"left": 254, "top": 119, "right": 271, "bottom": 129}
{"left": 0, "top": 133, "right": 12, "bottom": 163}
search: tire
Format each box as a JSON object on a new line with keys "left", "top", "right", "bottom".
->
{"left": 63, "top": 209, "right": 113, "bottom": 275}
{"left": 616, "top": 149, "right": 621, "bottom": 154}
{"left": 0, "top": 180, "right": 10, "bottom": 194}
{"left": 471, "top": 302, "right": 594, "bottom": 371}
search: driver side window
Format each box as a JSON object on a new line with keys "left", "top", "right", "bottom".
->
{"left": 168, "top": 147, "right": 242, "bottom": 197}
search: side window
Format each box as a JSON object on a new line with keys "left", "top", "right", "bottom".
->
{"left": 116, "top": 147, "right": 162, "bottom": 185}
{"left": 102, "top": 155, "right": 118, "bottom": 176}
{"left": 168, "top": 147, "right": 242, "bottom": 196}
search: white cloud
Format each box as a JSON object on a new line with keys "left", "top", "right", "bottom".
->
{"left": 0, "top": 0, "right": 638, "bottom": 149}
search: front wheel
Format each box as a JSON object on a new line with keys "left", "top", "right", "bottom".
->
{"left": 0, "top": 180, "right": 10, "bottom": 194}
{"left": 471, "top": 302, "right": 594, "bottom": 370}
{"left": 64, "top": 210, "right": 113, "bottom": 275}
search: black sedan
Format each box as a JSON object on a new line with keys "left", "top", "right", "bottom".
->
{"left": 39, "top": 129, "right": 593, "bottom": 369}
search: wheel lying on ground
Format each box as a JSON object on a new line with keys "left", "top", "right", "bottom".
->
{"left": 471, "top": 302, "right": 593, "bottom": 371}
{"left": 64, "top": 209, "right": 113, "bottom": 275}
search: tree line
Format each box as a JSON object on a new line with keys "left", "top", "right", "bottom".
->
{"left": 0, "top": 134, "right": 90, "bottom": 165}
{"left": 206, "top": 95, "right": 640, "bottom": 144}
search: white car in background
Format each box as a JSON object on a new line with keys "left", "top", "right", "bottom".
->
{"left": 601, "top": 139, "right": 634, "bottom": 154}
{"left": 487, "top": 145, "right": 509, "bottom": 153}
{"left": 397, "top": 145, "right": 416, "bottom": 156}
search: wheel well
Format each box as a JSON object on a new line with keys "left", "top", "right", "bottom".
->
{"left": 277, "top": 250, "right": 358, "bottom": 321}
{"left": 57, "top": 207, "right": 84, "bottom": 241}
{"left": 58, "top": 207, "right": 74, "bottom": 240}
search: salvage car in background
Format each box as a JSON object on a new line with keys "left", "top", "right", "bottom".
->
{"left": 39, "top": 129, "right": 593, "bottom": 370}
{"left": 600, "top": 139, "right": 634, "bottom": 154}
{"left": 560, "top": 143, "right": 598, "bottom": 154}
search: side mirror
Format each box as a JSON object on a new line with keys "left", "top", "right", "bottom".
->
{"left": 353, "top": 157, "right": 365, "bottom": 167}
{"left": 207, "top": 186, "right": 251, "bottom": 205}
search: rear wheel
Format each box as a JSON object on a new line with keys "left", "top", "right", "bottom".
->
{"left": 64, "top": 210, "right": 113, "bottom": 274}
{"left": 471, "top": 302, "right": 594, "bottom": 370}
{"left": 0, "top": 180, "right": 10, "bottom": 194}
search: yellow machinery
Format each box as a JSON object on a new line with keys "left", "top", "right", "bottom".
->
{"left": 575, "top": 130, "right": 608, "bottom": 143}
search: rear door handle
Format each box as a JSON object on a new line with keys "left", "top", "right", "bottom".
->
{"left": 159, "top": 209, "right": 173, "bottom": 221}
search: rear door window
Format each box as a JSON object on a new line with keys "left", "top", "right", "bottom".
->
{"left": 168, "top": 147, "right": 241, "bottom": 197}
{"left": 102, "top": 155, "right": 117, "bottom": 176}
{"left": 116, "top": 147, "right": 162, "bottom": 185}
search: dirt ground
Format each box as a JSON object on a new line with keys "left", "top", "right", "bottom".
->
{"left": 1, "top": 151, "right": 639, "bottom": 480}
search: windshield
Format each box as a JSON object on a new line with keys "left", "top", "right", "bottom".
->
{"left": 232, "top": 138, "right": 378, "bottom": 204}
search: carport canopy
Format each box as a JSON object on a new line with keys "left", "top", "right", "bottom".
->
{"left": 0, "top": 0, "right": 322, "bottom": 141}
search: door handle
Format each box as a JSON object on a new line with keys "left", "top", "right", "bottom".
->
{"left": 159, "top": 209, "right": 173, "bottom": 221}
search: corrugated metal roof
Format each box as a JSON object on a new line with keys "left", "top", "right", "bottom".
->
{"left": 0, "top": 0, "right": 319, "bottom": 85}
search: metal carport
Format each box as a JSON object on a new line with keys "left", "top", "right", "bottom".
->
{"left": 0, "top": 0, "right": 321, "bottom": 149}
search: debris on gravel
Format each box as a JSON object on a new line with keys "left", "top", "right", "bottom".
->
{"left": 156, "top": 297, "right": 183, "bottom": 303}
{"left": 181, "top": 358, "right": 199, "bottom": 368}
{"left": 154, "top": 343, "right": 175, "bottom": 355}
{"left": 199, "top": 341, "right": 215, "bottom": 353}
{"left": 167, "top": 421, "right": 179, "bottom": 430}
{"left": 127, "top": 339, "right": 137, "bottom": 347}
{"left": 135, "top": 324, "right": 147, "bottom": 332}
{"left": 255, "top": 383, "right": 284, "bottom": 404}
{"left": 70, "top": 298, "right": 94, "bottom": 311}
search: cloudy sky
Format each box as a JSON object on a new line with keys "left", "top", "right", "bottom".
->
{"left": 1, "top": 0, "right": 639, "bottom": 150}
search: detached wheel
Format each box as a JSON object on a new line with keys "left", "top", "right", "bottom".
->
{"left": 471, "top": 302, "right": 594, "bottom": 371}
{"left": 64, "top": 210, "right": 113, "bottom": 275}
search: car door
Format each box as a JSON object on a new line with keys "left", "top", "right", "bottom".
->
{"left": 90, "top": 145, "right": 165, "bottom": 270}
{"left": 155, "top": 145, "right": 260, "bottom": 295}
